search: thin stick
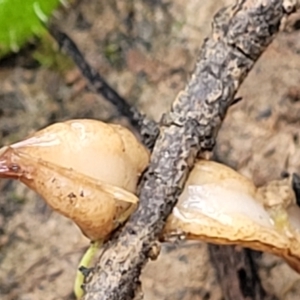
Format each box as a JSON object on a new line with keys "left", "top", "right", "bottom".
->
{"left": 48, "top": 26, "right": 159, "bottom": 148}
{"left": 209, "top": 245, "right": 277, "bottom": 300}
{"left": 80, "top": 1, "right": 294, "bottom": 300}
{"left": 74, "top": 240, "right": 102, "bottom": 299}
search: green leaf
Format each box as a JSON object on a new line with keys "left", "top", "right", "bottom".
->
{"left": 0, "top": 0, "right": 61, "bottom": 57}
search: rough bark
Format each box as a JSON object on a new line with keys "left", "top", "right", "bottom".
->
{"left": 49, "top": 23, "right": 276, "bottom": 300}
{"left": 78, "top": 1, "right": 295, "bottom": 300}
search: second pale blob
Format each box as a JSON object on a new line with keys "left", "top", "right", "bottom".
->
{"left": 0, "top": 119, "right": 300, "bottom": 271}
{"left": 163, "top": 159, "right": 300, "bottom": 272}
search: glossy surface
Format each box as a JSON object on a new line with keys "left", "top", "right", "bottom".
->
{"left": 164, "top": 160, "right": 300, "bottom": 272}
{"left": 0, "top": 119, "right": 149, "bottom": 241}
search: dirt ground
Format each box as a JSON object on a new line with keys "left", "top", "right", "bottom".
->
{"left": 1, "top": 0, "right": 300, "bottom": 299}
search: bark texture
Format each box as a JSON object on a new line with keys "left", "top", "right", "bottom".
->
{"left": 82, "top": 1, "right": 294, "bottom": 299}
{"left": 51, "top": 1, "right": 295, "bottom": 299}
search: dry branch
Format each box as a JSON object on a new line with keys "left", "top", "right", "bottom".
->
{"left": 76, "top": 1, "right": 295, "bottom": 300}
{"left": 49, "top": 22, "right": 277, "bottom": 300}
{"left": 48, "top": 1, "right": 297, "bottom": 299}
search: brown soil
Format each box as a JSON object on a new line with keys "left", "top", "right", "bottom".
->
{"left": 1, "top": 0, "right": 300, "bottom": 299}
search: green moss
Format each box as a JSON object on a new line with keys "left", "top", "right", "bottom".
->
{"left": 7, "top": 191, "right": 26, "bottom": 204}
{"left": 104, "top": 42, "right": 122, "bottom": 67}
{"left": 171, "top": 20, "right": 184, "bottom": 33}
{"left": 33, "top": 34, "right": 74, "bottom": 72}
{"left": 0, "top": 0, "right": 61, "bottom": 58}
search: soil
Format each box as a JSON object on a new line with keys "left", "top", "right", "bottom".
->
{"left": 1, "top": 0, "right": 300, "bottom": 299}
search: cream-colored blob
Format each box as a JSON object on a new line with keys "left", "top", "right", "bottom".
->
{"left": 163, "top": 160, "right": 300, "bottom": 273}
{"left": 0, "top": 119, "right": 149, "bottom": 241}
{"left": 11, "top": 119, "right": 149, "bottom": 193}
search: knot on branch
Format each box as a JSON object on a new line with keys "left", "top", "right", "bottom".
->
{"left": 160, "top": 112, "right": 216, "bottom": 151}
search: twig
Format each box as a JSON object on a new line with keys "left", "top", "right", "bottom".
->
{"left": 49, "top": 16, "right": 275, "bottom": 300}
{"left": 209, "top": 245, "right": 277, "bottom": 300}
{"left": 48, "top": 26, "right": 159, "bottom": 148}
{"left": 79, "top": 1, "right": 294, "bottom": 300}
